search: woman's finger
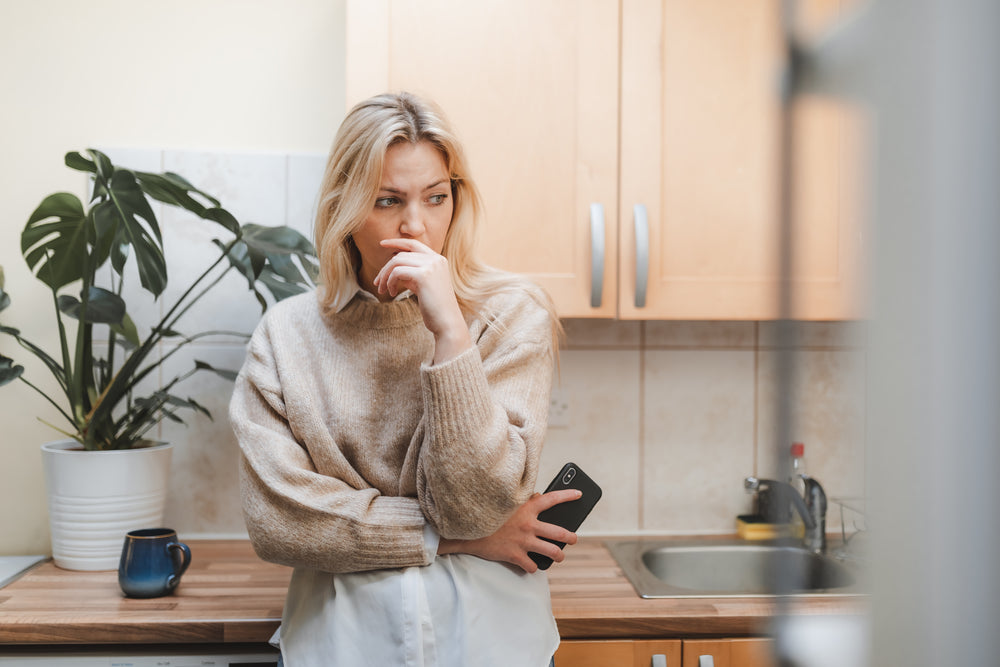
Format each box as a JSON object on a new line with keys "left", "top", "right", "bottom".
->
{"left": 529, "top": 537, "right": 568, "bottom": 563}
{"left": 531, "top": 488, "right": 582, "bottom": 513}
{"left": 381, "top": 264, "right": 423, "bottom": 297}
{"left": 533, "top": 521, "right": 577, "bottom": 546}
{"left": 380, "top": 237, "right": 434, "bottom": 254}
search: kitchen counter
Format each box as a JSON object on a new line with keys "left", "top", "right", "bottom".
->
{"left": 0, "top": 538, "right": 866, "bottom": 644}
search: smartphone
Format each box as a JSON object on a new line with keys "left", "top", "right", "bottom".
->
{"left": 528, "top": 462, "right": 603, "bottom": 570}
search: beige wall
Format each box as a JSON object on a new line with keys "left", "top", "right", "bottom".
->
{"left": 0, "top": 0, "right": 346, "bottom": 555}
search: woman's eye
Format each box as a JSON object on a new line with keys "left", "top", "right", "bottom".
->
{"left": 428, "top": 194, "right": 448, "bottom": 205}
{"left": 375, "top": 197, "right": 398, "bottom": 208}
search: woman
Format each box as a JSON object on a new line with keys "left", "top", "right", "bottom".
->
{"left": 229, "top": 92, "right": 577, "bottom": 666}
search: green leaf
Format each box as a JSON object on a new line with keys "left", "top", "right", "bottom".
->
{"left": 87, "top": 149, "right": 115, "bottom": 183}
{"left": 110, "top": 312, "right": 140, "bottom": 347}
{"left": 0, "top": 354, "right": 24, "bottom": 387}
{"left": 21, "top": 193, "right": 89, "bottom": 290}
{"left": 166, "top": 394, "right": 213, "bottom": 420}
{"left": 133, "top": 172, "right": 210, "bottom": 212}
{"left": 57, "top": 287, "right": 126, "bottom": 324}
{"left": 242, "top": 224, "right": 316, "bottom": 256}
{"left": 94, "top": 170, "right": 168, "bottom": 296}
{"left": 201, "top": 207, "right": 241, "bottom": 235}
{"left": 265, "top": 253, "right": 306, "bottom": 284}
{"left": 214, "top": 239, "right": 256, "bottom": 286}
{"left": 65, "top": 151, "right": 97, "bottom": 174}
{"left": 1, "top": 324, "right": 67, "bottom": 389}
{"left": 194, "top": 359, "right": 238, "bottom": 382}
{"left": 239, "top": 224, "right": 318, "bottom": 302}
{"left": 257, "top": 268, "right": 311, "bottom": 301}
{"left": 0, "top": 287, "right": 9, "bottom": 313}
{"left": 133, "top": 172, "right": 239, "bottom": 235}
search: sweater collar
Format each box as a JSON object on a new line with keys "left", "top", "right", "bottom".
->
{"left": 328, "top": 274, "right": 423, "bottom": 329}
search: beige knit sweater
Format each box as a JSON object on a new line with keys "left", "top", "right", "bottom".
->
{"left": 229, "top": 286, "right": 554, "bottom": 574}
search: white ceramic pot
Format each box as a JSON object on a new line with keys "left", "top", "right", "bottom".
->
{"left": 41, "top": 440, "right": 173, "bottom": 571}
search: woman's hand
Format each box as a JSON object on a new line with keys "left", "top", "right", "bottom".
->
{"left": 437, "top": 489, "right": 582, "bottom": 573}
{"left": 373, "top": 238, "right": 472, "bottom": 365}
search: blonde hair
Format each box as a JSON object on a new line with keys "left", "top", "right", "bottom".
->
{"left": 313, "top": 91, "right": 561, "bottom": 343}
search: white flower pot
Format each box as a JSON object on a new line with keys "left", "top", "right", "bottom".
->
{"left": 41, "top": 440, "right": 173, "bottom": 571}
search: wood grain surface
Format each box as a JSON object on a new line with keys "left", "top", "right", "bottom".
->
{"left": 0, "top": 538, "right": 867, "bottom": 644}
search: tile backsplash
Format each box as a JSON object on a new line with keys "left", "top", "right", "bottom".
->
{"left": 541, "top": 320, "right": 866, "bottom": 536}
{"left": 99, "top": 148, "right": 867, "bottom": 540}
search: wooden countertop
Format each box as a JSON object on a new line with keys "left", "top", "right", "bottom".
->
{"left": 0, "top": 538, "right": 867, "bottom": 644}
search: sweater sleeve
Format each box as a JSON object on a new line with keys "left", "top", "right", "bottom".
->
{"left": 415, "top": 292, "right": 555, "bottom": 540}
{"left": 230, "top": 322, "right": 431, "bottom": 574}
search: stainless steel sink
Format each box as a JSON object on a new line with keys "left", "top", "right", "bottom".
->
{"left": 606, "top": 539, "right": 864, "bottom": 598}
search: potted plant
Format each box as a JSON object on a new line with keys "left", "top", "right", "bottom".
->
{"left": 0, "top": 149, "right": 317, "bottom": 570}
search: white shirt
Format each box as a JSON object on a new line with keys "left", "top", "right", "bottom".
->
{"left": 269, "top": 280, "right": 560, "bottom": 666}
{"left": 273, "top": 546, "right": 559, "bottom": 666}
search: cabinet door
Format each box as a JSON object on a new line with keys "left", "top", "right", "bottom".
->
{"left": 555, "top": 639, "right": 683, "bottom": 666}
{"left": 635, "top": 639, "right": 685, "bottom": 667}
{"left": 554, "top": 639, "right": 634, "bottom": 666}
{"left": 619, "top": 0, "right": 864, "bottom": 319}
{"left": 682, "top": 638, "right": 774, "bottom": 667}
{"left": 347, "top": 0, "right": 620, "bottom": 317}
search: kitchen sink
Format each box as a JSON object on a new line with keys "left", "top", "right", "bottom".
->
{"left": 606, "top": 539, "right": 864, "bottom": 598}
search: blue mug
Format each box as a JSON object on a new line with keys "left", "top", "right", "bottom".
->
{"left": 118, "top": 528, "right": 192, "bottom": 598}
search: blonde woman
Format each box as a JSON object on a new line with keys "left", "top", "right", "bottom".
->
{"left": 230, "top": 92, "right": 577, "bottom": 666}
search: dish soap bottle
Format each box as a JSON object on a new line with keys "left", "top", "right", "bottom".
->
{"left": 790, "top": 442, "right": 806, "bottom": 488}
{"left": 788, "top": 442, "right": 807, "bottom": 537}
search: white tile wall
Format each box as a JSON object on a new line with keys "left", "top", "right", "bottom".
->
{"left": 539, "top": 350, "right": 642, "bottom": 535}
{"left": 94, "top": 149, "right": 868, "bottom": 543}
{"left": 558, "top": 319, "right": 867, "bottom": 538}
{"left": 642, "top": 349, "right": 756, "bottom": 534}
{"left": 159, "top": 342, "right": 249, "bottom": 535}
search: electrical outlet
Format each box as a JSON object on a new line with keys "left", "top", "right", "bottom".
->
{"left": 548, "top": 387, "right": 570, "bottom": 428}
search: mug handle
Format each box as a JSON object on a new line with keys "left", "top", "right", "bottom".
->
{"left": 165, "top": 541, "right": 192, "bottom": 588}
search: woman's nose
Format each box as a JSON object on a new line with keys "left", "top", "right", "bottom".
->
{"left": 399, "top": 202, "right": 426, "bottom": 237}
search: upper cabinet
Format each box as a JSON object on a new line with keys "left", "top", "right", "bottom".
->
{"left": 346, "top": 0, "right": 865, "bottom": 319}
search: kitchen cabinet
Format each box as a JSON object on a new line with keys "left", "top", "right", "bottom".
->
{"left": 555, "top": 637, "right": 772, "bottom": 666}
{"left": 682, "top": 638, "right": 774, "bottom": 667}
{"left": 346, "top": 0, "right": 863, "bottom": 320}
{"left": 554, "top": 639, "right": 681, "bottom": 666}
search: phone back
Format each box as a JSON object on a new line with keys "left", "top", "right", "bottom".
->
{"left": 529, "top": 463, "right": 602, "bottom": 570}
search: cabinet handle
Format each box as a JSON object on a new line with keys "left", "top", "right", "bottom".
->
{"left": 651, "top": 654, "right": 667, "bottom": 667}
{"left": 589, "top": 203, "right": 605, "bottom": 308}
{"left": 698, "top": 656, "right": 715, "bottom": 667}
{"left": 633, "top": 203, "right": 649, "bottom": 307}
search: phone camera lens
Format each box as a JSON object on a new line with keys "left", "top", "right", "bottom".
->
{"left": 562, "top": 468, "right": 577, "bottom": 485}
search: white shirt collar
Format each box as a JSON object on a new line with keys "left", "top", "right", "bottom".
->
{"left": 331, "top": 273, "right": 414, "bottom": 313}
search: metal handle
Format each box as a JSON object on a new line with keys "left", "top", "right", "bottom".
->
{"left": 633, "top": 203, "right": 649, "bottom": 307}
{"left": 651, "top": 654, "right": 667, "bottom": 667}
{"left": 698, "top": 656, "right": 715, "bottom": 667}
{"left": 589, "top": 203, "right": 605, "bottom": 308}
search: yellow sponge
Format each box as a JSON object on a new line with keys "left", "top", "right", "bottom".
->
{"left": 736, "top": 514, "right": 805, "bottom": 540}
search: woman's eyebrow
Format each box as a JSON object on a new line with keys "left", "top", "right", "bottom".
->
{"left": 378, "top": 180, "right": 449, "bottom": 195}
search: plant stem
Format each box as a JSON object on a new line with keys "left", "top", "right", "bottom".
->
{"left": 156, "top": 240, "right": 238, "bottom": 340}
{"left": 81, "top": 239, "right": 237, "bottom": 441}
{"left": 46, "top": 275, "right": 77, "bottom": 422}
{"left": 18, "top": 376, "right": 76, "bottom": 427}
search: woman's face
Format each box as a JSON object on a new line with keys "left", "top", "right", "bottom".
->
{"left": 353, "top": 140, "right": 454, "bottom": 294}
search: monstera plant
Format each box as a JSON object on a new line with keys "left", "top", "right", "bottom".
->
{"left": 0, "top": 149, "right": 317, "bottom": 451}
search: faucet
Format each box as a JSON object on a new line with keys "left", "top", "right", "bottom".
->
{"left": 744, "top": 475, "right": 827, "bottom": 553}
